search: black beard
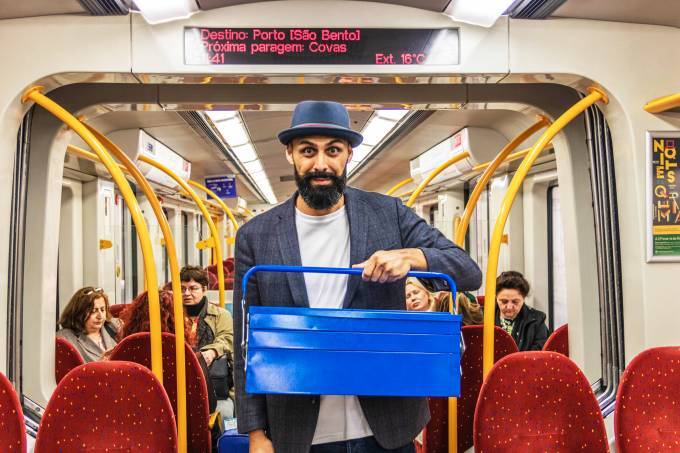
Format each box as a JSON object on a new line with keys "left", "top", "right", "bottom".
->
{"left": 295, "top": 168, "right": 346, "bottom": 211}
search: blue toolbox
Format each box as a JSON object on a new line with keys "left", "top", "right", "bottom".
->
{"left": 241, "top": 265, "right": 462, "bottom": 397}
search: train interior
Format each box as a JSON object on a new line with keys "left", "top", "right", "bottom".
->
{"left": 1, "top": 0, "right": 680, "bottom": 451}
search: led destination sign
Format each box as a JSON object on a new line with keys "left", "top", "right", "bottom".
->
{"left": 184, "top": 27, "right": 459, "bottom": 65}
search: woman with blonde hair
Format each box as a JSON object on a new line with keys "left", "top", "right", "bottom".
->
{"left": 405, "top": 277, "right": 484, "bottom": 325}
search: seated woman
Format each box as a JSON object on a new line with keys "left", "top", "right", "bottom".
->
{"left": 57, "top": 287, "right": 120, "bottom": 362}
{"left": 495, "top": 271, "right": 550, "bottom": 351}
{"left": 117, "top": 290, "right": 218, "bottom": 413}
{"left": 405, "top": 277, "right": 483, "bottom": 325}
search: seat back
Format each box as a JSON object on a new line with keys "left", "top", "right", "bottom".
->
{"left": 108, "top": 303, "right": 127, "bottom": 318}
{"left": 474, "top": 351, "right": 608, "bottom": 453}
{"left": 55, "top": 336, "right": 84, "bottom": 384}
{"left": 542, "top": 324, "right": 569, "bottom": 356}
{"left": 420, "top": 326, "right": 518, "bottom": 453}
{"left": 616, "top": 346, "right": 680, "bottom": 452}
{"left": 110, "top": 332, "right": 211, "bottom": 453}
{"left": 35, "top": 361, "right": 177, "bottom": 453}
{"left": 0, "top": 372, "right": 26, "bottom": 452}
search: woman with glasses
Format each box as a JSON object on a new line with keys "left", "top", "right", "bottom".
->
{"left": 57, "top": 287, "right": 121, "bottom": 363}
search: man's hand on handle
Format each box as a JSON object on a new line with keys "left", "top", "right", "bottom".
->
{"left": 352, "top": 248, "right": 427, "bottom": 283}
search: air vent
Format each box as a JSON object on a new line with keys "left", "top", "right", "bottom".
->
{"left": 279, "top": 175, "right": 295, "bottom": 182}
{"left": 508, "top": 0, "right": 567, "bottom": 19}
{"left": 77, "top": 0, "right": 130, "bottom": 15}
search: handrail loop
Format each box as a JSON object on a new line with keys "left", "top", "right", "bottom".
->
{"left": 406, "top": 151, "right": 471, "bottom": 208}
{"left": 138, "top": 155, "right": 227, "bottom": 308}
{"left": 454, "top": 117, "right": 551, "bottom": 247}
{"left": 21, "top": 87, "right": 165, "bottom": 384}
{"left": 83, "top": 126, "right": 189, "bottom": 453}
{"left": 482, "top": 87, "right": 608, "bottom": 379}
{"left": 385, "top": 177, "right": 414, "bottom": 196}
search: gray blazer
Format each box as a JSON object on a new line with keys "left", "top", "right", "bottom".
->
{"left": 56, "top": 320, "right": 119, "bottom": 363}
{"left": 234, "top": 187, "right": 482, "bottom": 452}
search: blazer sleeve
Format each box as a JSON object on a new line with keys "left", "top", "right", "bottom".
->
{"left": 396, "top": 197, "right": 482, "bottom": 292}
{"left": 233, "top": 225, "right": 268, "bottom": 434}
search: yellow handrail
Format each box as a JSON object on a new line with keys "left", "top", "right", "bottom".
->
{"left": 139, "top": 155, "right": 227, "bottom": 308}
{"left": 22, "top": 87, "right": 165, "bottom": 383}
{"left": 83, "top": 126, "right": 188, "bottom": 453}
{"left": 188, "top": 180, "right": 240, "bottom": 232}
{"left": 385, "top": 177, "right": 414, "bottom": 196}
{"left": 406, "top": 151, "right": 471, "bottom": 207}
{"left": 482, "top": 87, "right": 608, "bottom": 379}
{"left": 644, "top": 92, "right": 680, "bottom": 114}
{"left": 454, "top": 117, "right": 550, "bottom": 246}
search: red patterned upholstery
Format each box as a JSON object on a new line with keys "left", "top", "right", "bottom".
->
{"left": 108, "top": 303, "right": 127, "bottom": 318}
{"left": 474, "top": 351, "right": 608, "bottom": 453}
{"left": 0, "top": 372, "right": 26, "bottom": 452}
{"left": 223, "top": 258, "right": 235, "bottom": 276}
{"left": 35, "top": 361, "right": 177, "bottom": 452}
{"left": 477, "top": 295, "right": 485, "bottom": 306}
{"left": 207, "top": 271, "right": 219, "bottom": 290}
{"left": 543, "top": 324, "right": 569, "bottom": 356}
{"left": 421, "top": 326, "right": 518, "bottom": 453}
{"left": 55, "top": 337, "right": 84, "bottom": 384}
{"left": 615, "top": 346, "right": 680, "bottom": 452}
{"left": 110, "top": 332, "right": 211, "bottom": 453}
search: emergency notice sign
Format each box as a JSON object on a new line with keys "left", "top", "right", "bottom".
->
{"left": 648, "top": 131, "right": 680, "bottom": 261}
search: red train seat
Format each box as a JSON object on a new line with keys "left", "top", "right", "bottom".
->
{"left": 108, "top": 303, "right": 127, "bottom": 318}
{"left": 543, "top": 324, "right": 569, "bottom": 356}
{"left": 54, "top": 337, "right": 84, "bottom": 384}
{"left": 616, "top": 346, "right": 680, "bottom": 452}
{"left": 474, "top": 351, "right": 608, "bottom": 452}
{"left": 110, "top": 332, "right": 212, "bottom": 453}
{"left": 0, "top": 372, "right": 26, "bottom": 452}
{"left": 35, "top": 361, "right": 177, "bottom": 452}
{"left": 419, "top": 326, "right": 519, "bottom": 453}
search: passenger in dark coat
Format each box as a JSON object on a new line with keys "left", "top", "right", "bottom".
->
{"left": 494, "top": 271, "right": 550, "bottom": 351}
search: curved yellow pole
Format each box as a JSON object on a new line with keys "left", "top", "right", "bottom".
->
{"left": 644, "top": 92, "right": 680, "bottom": 113}
{"left": 454, "top": 117, "right": 551, "bottom": 247}
{"left": 22, "top": 87, "right": 164, "bottom": 383}
{"left": 139, "top": 155, "right": 226, "bottom": 308}
{"left": 385, "top": 177, "right": 413, "bottom": 196}
{"left": 482, "top": 87, "right": 608, "bottom": 379}
{"left": 406, "top": 152, "right": 470, "bottom": 207}
{"left": 188, "top": 180, "right": 239, "bottom": 232}
{"left": 83, "top": 127, "right": 188, "bottom": 453}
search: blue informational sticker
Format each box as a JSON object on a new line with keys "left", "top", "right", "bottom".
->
{"left": 205, "top": 175, "right": 237, "bottom": 199}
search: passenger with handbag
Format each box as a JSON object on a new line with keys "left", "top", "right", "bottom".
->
{"left": 234, "top": 101, "right": 482, "bottom": 453}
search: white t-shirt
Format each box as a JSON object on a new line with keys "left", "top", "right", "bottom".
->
{"left": 295, "top": 206, "right": 373, "bottom": 445}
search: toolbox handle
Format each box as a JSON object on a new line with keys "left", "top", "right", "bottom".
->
{"left": 240, "top": 265, "right": 459, "bottom": 362}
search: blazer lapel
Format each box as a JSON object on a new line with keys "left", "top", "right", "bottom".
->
{"left": 343, "top": 188, "right": 368, "bottom": 308}
{"left": 276, "top": 197, "right": 309, "bottom": 307}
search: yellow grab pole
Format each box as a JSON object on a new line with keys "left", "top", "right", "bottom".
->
{"left": 403, "top": 150, "right": 469, "bottom": 453}
{"left": 385, "top": 177, "right": 413, "bottom": 196}
{"left": 139, "top": 155, "right": 227, "bottom": 308}
{"left": 644, "top": 92, "right": 680, "bottom": 113}
{"left": 22, "top": 87, "right": 164, "bottom": 383}
{"left": 188, "top": 180, "right": 239, "bottom": 232}
{"left": 482, "top": 87, "right": 608, "bottom": 379}
{"left": 406, "top": 152, "right": 470, "bottom": 207}
{"left": 454, "top": 117, "right": 550, "bottom": 247}
{"left": 83, "top": 126, "right": 188, "bottom": 453}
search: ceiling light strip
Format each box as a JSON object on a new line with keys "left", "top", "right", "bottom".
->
{"left": 205, "top": 111, "right": 277, "bottom": 205}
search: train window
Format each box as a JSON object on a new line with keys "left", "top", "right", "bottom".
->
{"left": 547, "top": 184, "right": 568, "bottom": 331}
{"left": 162, "top": 208, "right": 170, "bottom": 284}
{"left": 198, "top": 215, "right": 205, "bottom": 267}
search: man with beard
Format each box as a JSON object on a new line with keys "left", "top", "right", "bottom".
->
{"left": 233, "top": 100, "right": 482, "bottom": 453}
